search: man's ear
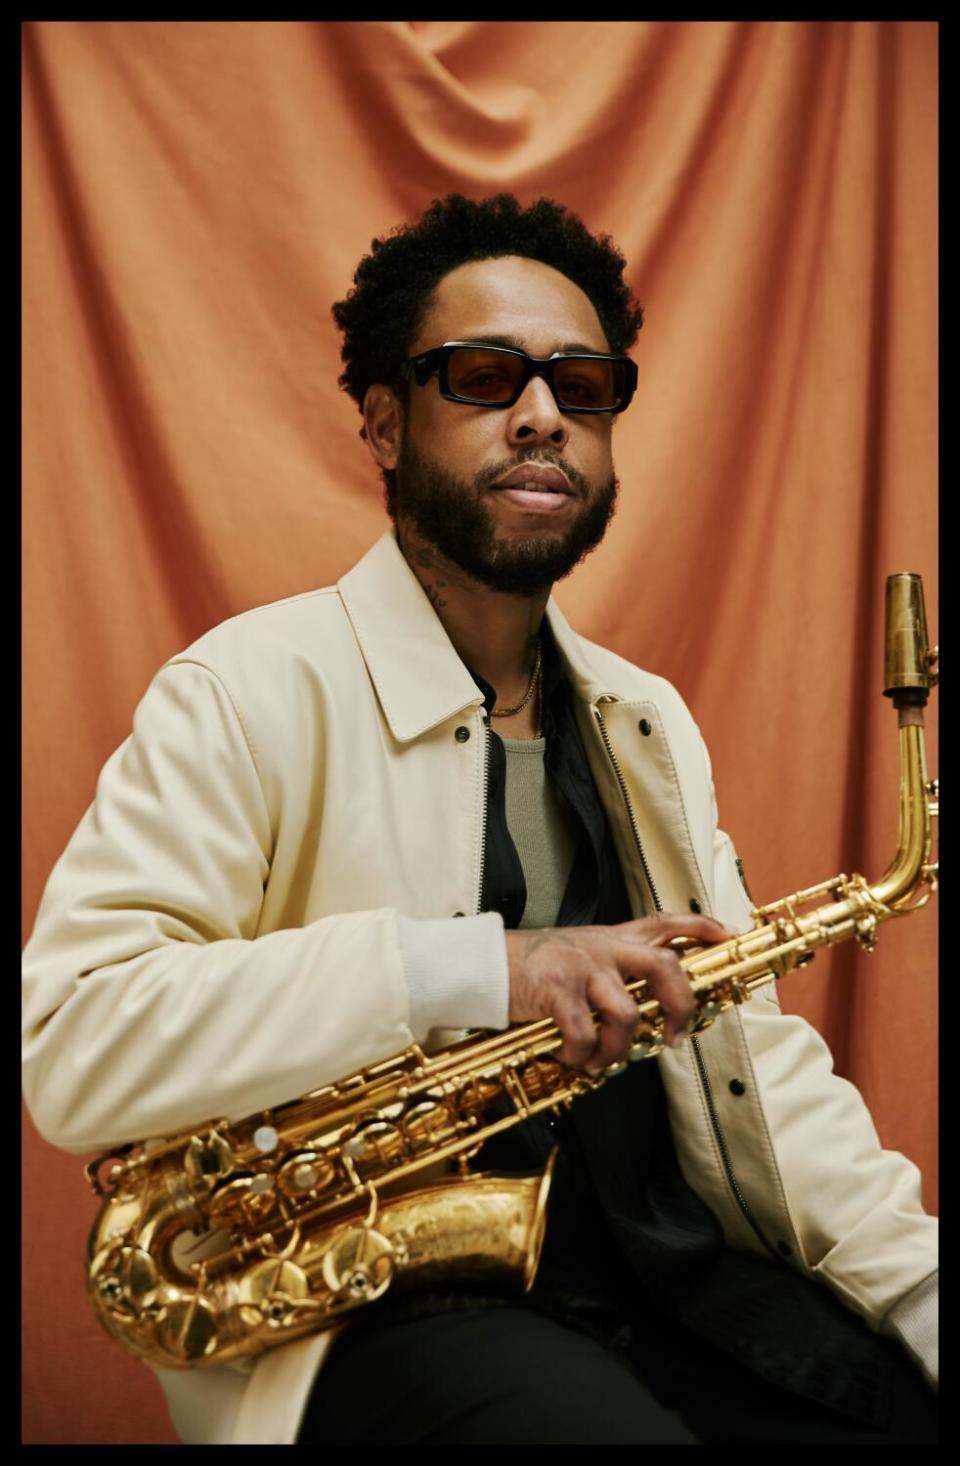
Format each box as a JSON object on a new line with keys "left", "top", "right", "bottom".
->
{"left": 362, "top": 385, "right": 404, "bottom": 469}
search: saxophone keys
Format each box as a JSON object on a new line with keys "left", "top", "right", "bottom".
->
{"left": 404, "top": 1099, "right": 455, "bottom": 1153}
{"left": 342, "top": 1119, "right": 406, "bottom": 1167}
{"left": 515, "top": 1057, "right": 566, "bottom": 1098}
{"left": 156, "top": 1292, "right": 220, "bottom": 1361}
{"left": 627, "top": 1026, "right": 665, "bottom": 1061}
{"left": 855, "top": 913, "right": 879, "bottom": 951}
{"left": 238, "top": 1258, "right": 310, "bottom": 1328}
{"left": 207, "top": 1174, "right": 279, "bottom": 1230}
{"left": 89, "top": 1243, "right": 159, "bottom": 1317}
{"left": 87, "top": 1152, "right": 142, "bottom": 1201}
{"left": 253, "top": 1126, "right": 279, "bottom": 1154}
{"left": 276, "top": 1148, "right": 337, "bottom": 1200}
{"left": 184, "top": 1131, "right": 235, "bottom": 1187}
{"left": 692, "top": 999, "right": 723, "bottom": 1030}
{"left": 458, "top": 1074, "right": 502, "bottom": 1110}
{"left": 628, "top": 1033, "right": 664, "bottom": 1061}
{"left": 322, "top": 1226, "right": 395, "bottom": 1303}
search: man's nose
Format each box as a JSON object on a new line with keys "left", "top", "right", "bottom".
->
{"left": 505, "top": 374, "right": 569, "bottom": 446}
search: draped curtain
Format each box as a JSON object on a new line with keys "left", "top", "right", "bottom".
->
{"left": 22, "top": 21, "right": 937, "bottom": 1445}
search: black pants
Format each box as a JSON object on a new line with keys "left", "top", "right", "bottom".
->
{"left": 295, "top": 1294, "right": 938, "bottom": 1445}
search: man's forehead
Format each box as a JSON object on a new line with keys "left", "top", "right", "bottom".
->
{"left": 416, "top": 255, "right": 610, "bottom": 353}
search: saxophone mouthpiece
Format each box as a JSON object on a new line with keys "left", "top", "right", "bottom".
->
{"left": 883, "top": 573, "right": 936, "bottom": 708}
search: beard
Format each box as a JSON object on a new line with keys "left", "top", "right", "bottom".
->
{"left": 390, "top": 437, "right": 619, "bottom": 597}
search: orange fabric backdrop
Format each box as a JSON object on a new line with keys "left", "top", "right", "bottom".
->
{"left": 23, "top": 21, "right": 937, "bottom": 1446}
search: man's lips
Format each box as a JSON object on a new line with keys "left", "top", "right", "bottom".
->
{"left": 491, "top": 465, "right": 572, "bottom": 493}
{"left": 491, "top": 486, "right": 573, "bottom": 512}
{"left": 489, "top": 464, "right": 575, "bottom": 512}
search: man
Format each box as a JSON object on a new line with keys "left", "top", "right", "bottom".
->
{"left": 22, "top": 194, "right": 937, "bottom": 1444}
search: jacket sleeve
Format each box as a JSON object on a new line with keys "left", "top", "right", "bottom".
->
{"left": 704, "top": 744, "right": 938, "bottom": 1390}
{"left": 21, "top": 660, "right": 504, "bottom": 1156}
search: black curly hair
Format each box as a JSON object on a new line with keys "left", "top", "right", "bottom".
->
{"left": 331, "top": 193, "right": 643, "bottom": 516}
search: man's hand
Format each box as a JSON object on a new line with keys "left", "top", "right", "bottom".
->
{"left": 504, "top": 913, "right": 734, "bottom": 1076}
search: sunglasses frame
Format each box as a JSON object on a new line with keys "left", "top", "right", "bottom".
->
{"left": 399, "top": 341, "right": 638, "bottom": 415}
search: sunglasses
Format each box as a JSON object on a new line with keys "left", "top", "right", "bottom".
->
{"left": 399, "top": 341, "right": 638, "bottom": 415}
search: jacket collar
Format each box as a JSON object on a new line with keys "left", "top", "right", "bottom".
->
{"left": 338, "top": 530, "right": 633, "bottom": 744}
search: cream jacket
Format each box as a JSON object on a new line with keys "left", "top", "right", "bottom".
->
{"left": 22, "top": 531, "right": 937, "bottom": 1445}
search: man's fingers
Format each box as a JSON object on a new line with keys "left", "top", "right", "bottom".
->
{"left": 583, "top": 973, "right": 641, "bottom": 1072}
{"left": 550, "top": 947, "right": 701, "bottom": 1069}
{"left": 615, "top": 942, "right": 698, "bottom": 1046}
{"left": 553, "top": 969, "right": 640, "bottom": 1071}
{"left": 621, "top": 912, "right": 736, "bottom": 948}
{"left": 552, "top": 994, "right": 600, "bottom": 1070}
{"left": 507, "top": 918, "right": 738, "bottom": 1073}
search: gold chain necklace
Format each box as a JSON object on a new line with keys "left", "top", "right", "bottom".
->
{"left": 490, "top": 639, "right": 542, "bottom": 718}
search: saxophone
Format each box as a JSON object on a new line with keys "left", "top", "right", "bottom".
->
{"left": 84, "top": 573, "right": 939, "bottom": 1371}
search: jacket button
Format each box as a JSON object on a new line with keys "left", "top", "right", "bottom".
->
{"left": 689, "top": 898, "right": 702, "bottom": 914}
{"left": 776, "top": 1240, "right": 792, "bottom": 1258}
{"left": 729, "top": 1079, "right": 746, "bottom": 1096}
{"left": 638, "top": 719, "right": 652, "bottom": 736}
{"left": 454, "top": 726, "right": 470, "bottom": 743}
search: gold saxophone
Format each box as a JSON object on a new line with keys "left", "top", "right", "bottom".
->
{"left": 84, "top": 574, "right": 939, "bottom": 1371}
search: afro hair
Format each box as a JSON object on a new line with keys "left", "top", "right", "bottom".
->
{"left": 332, "top": 192, "right": 643, "bottom": 418}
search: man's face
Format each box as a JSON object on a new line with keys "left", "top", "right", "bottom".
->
{"left": 387, "top": 256, "right": 619, "bottom": 596}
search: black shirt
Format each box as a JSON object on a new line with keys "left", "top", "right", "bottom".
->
{"left": 469, "top": 621, "right": 729, "bottom": 1312}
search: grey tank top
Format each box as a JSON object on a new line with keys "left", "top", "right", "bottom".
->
{"left": 500, "top": 735, "right": 578, "bottom": 928}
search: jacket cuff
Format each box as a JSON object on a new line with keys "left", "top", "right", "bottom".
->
{"left": 882, "top": 1269, "right": 938, "bottom": 1392}
{"left": 396, "top": 912, "right": 510, "bottom": 1039}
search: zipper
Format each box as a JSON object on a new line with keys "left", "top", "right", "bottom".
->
{"left": 593, "top": 701, "right": 662, "bottom": 911}
{"left": 689, "top": 1035, "right": 782, "bottom": 1262}
{"left": 594, "top": 698, "right": 781, "bottom": 1262}
{"left": 735, "top": 855, "right": 754, "bottom": 903}
{"left": 474, "top": 712, "right": 492, "bottom": 914}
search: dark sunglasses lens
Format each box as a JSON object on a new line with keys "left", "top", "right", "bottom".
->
{"left": 447, "top": 348, "right": 525, "bottom": 402}
{"left": 553, "top": 357, "right": 624, "bottom": 409}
